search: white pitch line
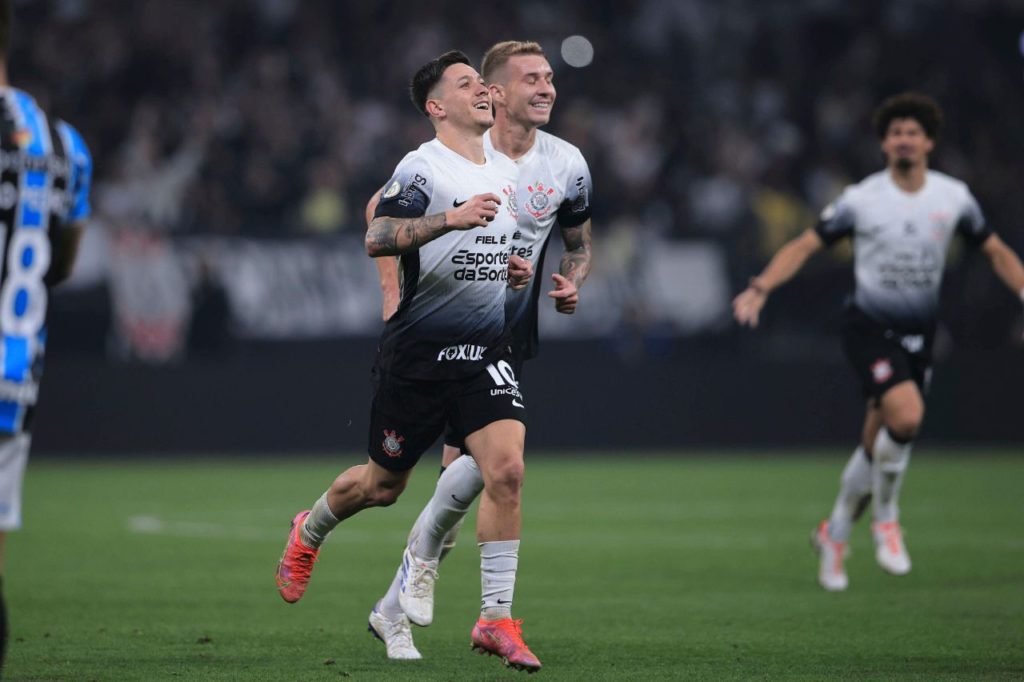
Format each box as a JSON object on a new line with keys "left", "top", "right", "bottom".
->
{"left": 126, "top": 516, "right": 1024, "bottom": 551}
{"left": 127, "top": 515, "right": 282, "bottom": 541}
{"left": 126, "top": 515, "right": 405, "bottom": 544}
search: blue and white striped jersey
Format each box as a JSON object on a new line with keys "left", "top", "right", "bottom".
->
{"left": 816, "top": 170, "right": 989, "bottom": 332}
{"left": 0, "top": 87, "right": 92, "bottom": 433}
{"left": 374, "top": 139, "right": 519, "bottom": 380}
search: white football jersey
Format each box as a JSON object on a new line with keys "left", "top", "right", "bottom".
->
{"left": 484, "top": 129, "right": 592, "bottom": 359}
{"left": 816, "top": 170, "right": 990, "bottom": 331}
{"left": 375, "top": 138, "right": 520, "bottom": 380}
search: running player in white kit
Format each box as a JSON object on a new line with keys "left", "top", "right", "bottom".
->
{"left": 275, "top": 50, "right": 543, "bottom": 671}
{"left": 733, "top": 92, "right": 1024, "bottom": 592}
{"left": 366, "top": 41, "right": 593, "bottom": 663}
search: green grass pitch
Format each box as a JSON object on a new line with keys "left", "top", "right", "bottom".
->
{"left": 6, "top": 451, "right": 1023, "bottom": 681}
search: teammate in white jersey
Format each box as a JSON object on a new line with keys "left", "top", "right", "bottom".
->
{"left": 733, "top": 92, "right": 1024, "bottom": 592}
{"left": 366, "top": 41, "right": 593, "bottom": 663}
{"left": 275, "top": 50, "right": 542, "bottom": 671}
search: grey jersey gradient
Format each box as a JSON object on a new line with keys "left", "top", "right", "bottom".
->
{"left": 815, "top": 170, "right": 990, "bottom": 331}
{"left": 375, "top": 139, "right": 520, "bottom": 380}
{"left": 485, "top": 130, "right": 593, "bottom": 358}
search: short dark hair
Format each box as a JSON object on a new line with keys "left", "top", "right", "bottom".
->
{"left": 0, "top": 0, "right": 12, "bottom": 58}
{"left": 873, "top": 92, "right": 943, "bottom": 141}
{"left": 409, "top": 50, "right": 473, "bottom": 117}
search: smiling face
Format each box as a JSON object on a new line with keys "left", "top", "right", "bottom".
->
{"left": 490, "top": 54, "right": 556, "bottom": 128}
{"left": 881, "top": 117, "right": 934, "bottom": 171}
{"left": 426, "top": 62, "right": 493, "bottom": 133}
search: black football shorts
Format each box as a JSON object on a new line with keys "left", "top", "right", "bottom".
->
{"left": 443, "top": 355, "right": 525, "bottom": 450}
{"left": 368, "top": 357, "right": 527, "bottom": 471}
{"left": 840, "top": 306, "right": 933, "bottom": 406}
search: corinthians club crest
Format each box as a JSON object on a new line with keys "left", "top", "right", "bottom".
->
{"left": 525, "top": 181, "right": 556, "bottom": 219}
{"left": 501, "top": 185, "right": 519, "bottom": 219}
{"left": 382, "top": 429, "right": 405, "bottom": 457}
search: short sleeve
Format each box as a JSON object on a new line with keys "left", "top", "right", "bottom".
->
{"left": 814, "top": 188, "right": 856, "bottom": 246}
{"left": 374, "top": 155, "right": 433, "bottom": 220}
{"left": 955, "top": 189, "right": 991, "bottom": 247}
{"left": 57, "top": 120, "right": 92, "bottom": 223}
{"left": 556, "top": 150, "right": 592, "bottom": 228}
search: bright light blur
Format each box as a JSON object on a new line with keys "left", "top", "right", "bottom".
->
{"left": 560, "top": 35, "right": 594, "bottom": 68}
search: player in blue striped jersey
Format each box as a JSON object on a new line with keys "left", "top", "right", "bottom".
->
{"left": 733, "top": 93, "right": 1024, "bottom": 591}
{"left": 0, "top": 0, "right": 93, "bottom": 671}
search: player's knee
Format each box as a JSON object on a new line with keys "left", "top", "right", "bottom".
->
{"left": 886, "top": 412, "right": 922, "bottom": 442}
{"left": 361, "top": 472, "right": 408, "bottom": 508}
{"left": 366, "top": 482, "right": 405, "bottom": 507}
{"left": 483, "top": 456, "right": 524, "bottom": 500}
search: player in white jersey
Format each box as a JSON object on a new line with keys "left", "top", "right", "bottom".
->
{"left": 365, "top": 41, "right": 593, "bottom": 664}
{"left": 0, "top": 2, "right": 93, "bottom": 672}
{"left": 275, "top": 50, "right": 543, "bottom": 671}
{"left": 733, "top": 93, "right": 1024, "bottom": 592}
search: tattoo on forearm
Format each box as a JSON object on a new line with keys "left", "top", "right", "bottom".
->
{"left": 366, "top": 214, "right": 448, "bottom": 256}
{"left": 559, "top": 222, "right": 592, "bottom": 285}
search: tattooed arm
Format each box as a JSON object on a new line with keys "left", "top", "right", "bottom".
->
{"left": 560, "top": 218, "right": 593, "bottom": 286}
{"left": 548, "top": 219, "right": 593, "bottom": 314}
{"left": 367, "top": 189, "right": 401, "bottom": 320}
{"left": 365, "top": 192, "right": 503, "bottom": 257}
{"left": 366, "top": 213, "right": 450, "bottom": 257}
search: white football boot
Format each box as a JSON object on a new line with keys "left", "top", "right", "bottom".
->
{"left": 811, "top": 520, "right": 849, "bottom": 592}
{"left": 368, "top": 603, "right": 422, "bottom": 660}
{"left": 873, "top": 520, "right": 911, "bottom": 575}
{"left": 398, "top": 547, "right": 439, "bottom": 626}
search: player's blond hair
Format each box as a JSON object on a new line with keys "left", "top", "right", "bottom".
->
{"left": 481, "top": 41, "right": 545, "bottom": 83}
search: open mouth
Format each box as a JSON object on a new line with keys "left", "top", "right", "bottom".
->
{"left": 474, "top": 102, "right": 490, "bottom": 110}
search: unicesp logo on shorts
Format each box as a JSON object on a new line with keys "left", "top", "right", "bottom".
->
{"left": 437, "top": 344, "right": 487, "bottom": 362}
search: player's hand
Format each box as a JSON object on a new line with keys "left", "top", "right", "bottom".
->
{"left": 732, "top": 286, "right": 768, "bottom": 328}
{"left": 508, "top": 254, "right": 533, "bottom": 290}
{"left": 444, "top": 193, "right": 502, "bottom": 230}
{"left": 547, "top": 273, "right": 579, "bottom": 314}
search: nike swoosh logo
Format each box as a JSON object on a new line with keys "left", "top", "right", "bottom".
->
{"left": 497, "top": 599, "right": 512, "bottom": 604}
{"left": 451, "top": 493, "right": 470, "bottom": 505}
{"left": 512, "top": 399, "right": 524, "bottom": 408}
{"left": 453, "top": 199, "right": 466, "bottom": 207}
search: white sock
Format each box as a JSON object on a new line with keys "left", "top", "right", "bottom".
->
{"left": 374, "top": 457, "right": 481, "bottom": 622}
{"left": 409, "top": 455, "right": 484, "bottom": 561}
{"left": 377, "top": 565, "right": 405, "bottom": 621}
{"left": 827, "top": 446, "right": 872, "bottom": 542}
{"left": 872, "top": 428, "right": 912, "bottom": 524}
{"left": 300, "top": 492, "right": 339, "bottom": 548}
{"left": 480, "top": 539, "right": 519, "bottom": 620}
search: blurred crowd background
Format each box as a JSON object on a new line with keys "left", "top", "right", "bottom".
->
{"left": 14, "top": 0, "right": 1024, "bottom": 356}
{"left": 8, "top": 0, "right": 1024, "bottom": 451}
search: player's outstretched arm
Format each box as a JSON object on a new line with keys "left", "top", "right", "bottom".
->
{"left": 44, "top": 223, "right": 85, "bottom": 288}
{"left": 367, "top": 190, "right": 401, "bottom": 321}
{"left": 365, "top": 193, "right": 503, "bottom": 257}
{"left": 733, "top": 228, "right": 824, "bottom": 328}
{"left": 980, "top": 234, "right": 1024, "bottom": 315}
{"left": 549, "top": 219, "right": 592, "bottom": 314}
